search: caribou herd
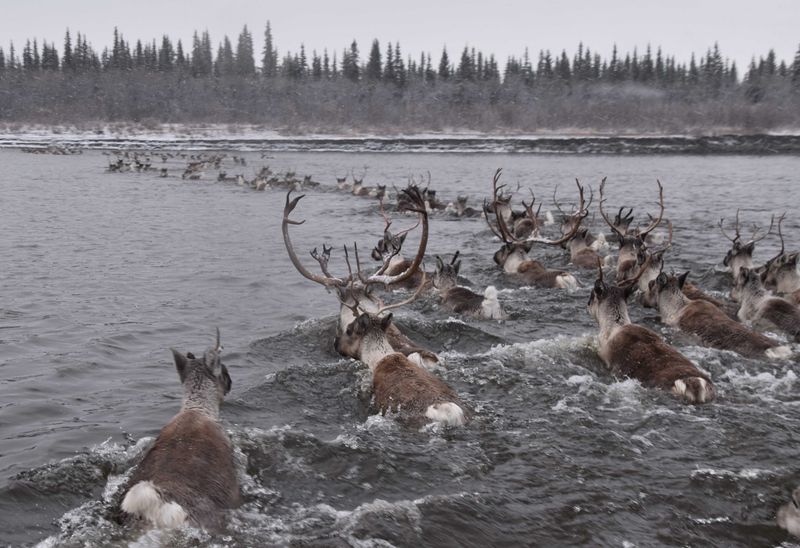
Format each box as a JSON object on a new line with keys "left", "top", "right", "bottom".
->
{"left": 115, "top": 161, "right": 800, "bottom": 536}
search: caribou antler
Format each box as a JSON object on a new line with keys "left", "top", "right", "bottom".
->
{"left": 635, "top": 180, "right": 664, "bottom": 239}
{"left": 364, "top": 185, "right": 429, "bottom": 286}
{"left": 614, "top": 207, "right": 634, "bottom": 233}
{"left": 598, "top": 177, "right": 626, "bottom": 240}
{"left": 765, "top": 212, "right": 787, "bottom": 266}
{"left": 748, "top": 214, "right": 775, "bottom": 245}
{"left": 499, "top": 175, "right": 588, "bottom": 246}
{"left": 719, "top": 208, "right": 742, "bottom": 244}
{"left": 375, "top": 271, "right": 428, "bottom": 316}
{"left": 282, "top": 191, "right": 348, "bottom": 288}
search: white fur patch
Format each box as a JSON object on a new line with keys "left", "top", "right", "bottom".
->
{"left": 122, "top": 480, "right": 188, "bottom": 529}
{"left": 425, "top": 402, "right": 466, "bottom": 426}
{"left": 766, "top": 345, "right": 792, "bottom": 360}
{"left": 481, "top": 286, "right": 506, "bottom": 319}
{"left": 590, "top": 232, "right": 609, "bottom": 252}
{"left": 777, "top": 502, "right": 800, "bottom": 537}
{"left": 556, "top": 273, "right": 579, "bottom": 291}
{"left": 671, "top": 378, "right": 711, "bottom": 403}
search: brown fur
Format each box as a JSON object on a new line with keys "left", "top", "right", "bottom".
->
{"left": 123, "top": 410, "right": 241, "bottom": 530}
{"left": 372, "top": 353, "right": 465, "bottom": 424}
{"left": 761, "top": 299, "right": 800, "bottom": 342}
{"left": 683, "top": 282, "right": 739, "bottom": 320}
{"left": 384, "top": 259, "right": 429, "bottom": 290}
{"left": 573, "top": 248, "right": 601, "bottom": 269}
{"left": 386, "top": 324, "right": 439, "bottom": 363}
{"left": 440, "top": 286, "right": 485, "bottom": 315}
{"left": 678, "top": 300, "right": 779, "bottom": 358}
{"left": 605, "top": 325, "right": 712, "bottom": 391}
{"left": 516, "top": 259, "right": 570, "bottom": 288}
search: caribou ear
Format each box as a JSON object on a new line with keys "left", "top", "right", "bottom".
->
{"left": 435, "top": 255, "right": 444, "bottom": 271}
{"left": 171, "top": 349, "right": 188, "bottom": 383}
{"left": 593, "top": 280, "right": 606, "bottom": 296}
{"left": 356, "top": 313, "right": 372, "bottom": 332}
{"left": 788, "top": 253, "right": 799, "bottom": 266}
{"left": 454, "top": 260, "right": 461, "bottom": 275}
{"left": 399, "top": 233, "right": 407, "bottom": 245}
{"left": 656, "top": 272, "right": 668, "bottom": 287}
{"left": 380, "top": 313, "right": 393, "bottom": 331}
{"left": 743, "top": 241, "right": 755, "bottom": 255}
{"left": 677, "top": 271, "right": 690, "bottom": 289}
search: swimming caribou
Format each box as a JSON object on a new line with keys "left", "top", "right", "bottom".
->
{"left": 648, "top": 271, "right": 791, "bottom": 359}
{"left": 598, "top": 177, "right": 665, "bottom": 282}
{"left": 119, "top": 330, "right": 240, "bottom": 530}
{"left": 282, "top": 185, "right": 440, "bottom": 365}
{"left": 588, "top": 263, "right": 715, "bottom": 404}
{"left": 761, "top": 214, "right": 800, "bottom": 305}
{"left": 719, "top": 209, "right": 774, "bottom": 280}
{"left": 731, "top": 267, "right": 800, "bottom": 343}
{"left": 432, "top": 252, "right": 506, "bottom": 319}
{"left": 485, "top": 169, "right": 586, "bottom": 290}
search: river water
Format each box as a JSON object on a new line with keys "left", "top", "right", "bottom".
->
{"left": 0, "top": 148, "right": 798, "bottom": 547}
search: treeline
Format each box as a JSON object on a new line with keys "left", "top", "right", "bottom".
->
{"left": 0, "top": 22, "right": 799, "bottom": 132}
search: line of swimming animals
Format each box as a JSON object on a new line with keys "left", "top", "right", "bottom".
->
{"left": 108, "top": 166, "right": 800, "bottom": 536}
{"left": 105, "top": 150, "right": 321, "bottom": 191}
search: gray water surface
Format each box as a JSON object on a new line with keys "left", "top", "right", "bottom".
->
{"left": 0, "top": 149, "right": 799, "bottom": 546}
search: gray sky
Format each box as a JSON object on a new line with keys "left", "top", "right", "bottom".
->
{"left": 1, "top": 0, "right": 798, "bottom": 70}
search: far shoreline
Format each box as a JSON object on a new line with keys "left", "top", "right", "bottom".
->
{"left": 2, "top": 123, "right": 800, "bottom": 154}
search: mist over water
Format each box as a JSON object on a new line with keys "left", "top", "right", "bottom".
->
{"left": 0, "top": 148, "right": 799, "bottom": 546}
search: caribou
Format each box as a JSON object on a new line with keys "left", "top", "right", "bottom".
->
{"left": 119, "top": 330, "right": 240, "bottom": 530}
{"left": 282, "top": 185, "right": 440, "bottom": 365}
{"left": 587, "top": 264, "right": 715, "bottom": 404}
{"left": 445, "top": 195, "right": 482, "bottom": 218}
{"left": 731, "top": 267, "right": 800, "bottom": 342}
{"left": 648, "top": 272, "right": 790, "bottom": 359}
{"left": 335, "top": 306, "right": 468, "bottom": 427}
{"left": 432, "top": 252, "right": 506, "bottom": 319}
{"left": 719, "top": 209, "right": 774, "bottom": 280}
{"left": 370, "top": 200, "right": 429, "bottom": 290}
{"left": 485, "top": 169, "right": 585, "bottom": 289}
{"left": 599, "top": 177, "right": 665, "bottom": 281}
{"left": 761, "top": 214, "right": 800, "bottom": 305}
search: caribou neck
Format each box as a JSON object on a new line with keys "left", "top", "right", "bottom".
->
{"left": 503, "top": 249, "right": 529, "bottom": 273}
{"left": 360, "top": 332, "right": 397, "bottom": 373}
{"left": 657, "top": 291, "right": 691, "bottom": 326}
{"left": 181, "top": 377, "right": 221, "bottom": 420}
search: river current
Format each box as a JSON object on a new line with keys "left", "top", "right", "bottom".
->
{"left": 0, "top": 148, "right": 798, "bottom": 547}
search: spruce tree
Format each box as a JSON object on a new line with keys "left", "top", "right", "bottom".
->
{"left": 384, "top": 42, "right": 395, "bottom": 82}
{"left": 236, "top": 25, "right": 255, "bottom": 76}
{"left": 438, "top": 46, "right": 450, "bottom": 79}
{"left": 342, "top": 40, "right": 360, "bottom": 81}
{"left": 63, "top": 29, "right": 73, "bottom": 72}
{"left": 262, "top": 21, "right": 278, "bottom": 77}
{"left": 366, "top": 39, "right": 382, "bottom": 81}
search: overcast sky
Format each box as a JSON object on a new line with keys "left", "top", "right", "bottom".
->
{"left": 1, "top": 1, "right": 798, "bottom": 70}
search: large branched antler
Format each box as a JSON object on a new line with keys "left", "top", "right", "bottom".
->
{"left": 501, "top": 177, "right": 588, "bottom": 246}
{"left": 283, "top": 191, "right": 348, "bottom": 288}
{"left": 635, "top": 180, "right": 664, "bottom": 239}
{"left": 765, "top": 212, "right": 787, "bottom": 267}
{"left": 719, "top": 208, "right": 742, "bottom": 244}
{"left": 282, "top": 185, "right": 429, "bottom": 290}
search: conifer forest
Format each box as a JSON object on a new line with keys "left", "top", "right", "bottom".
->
{"left": 0, "top": 23, "right": 799, "bottom": 132}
